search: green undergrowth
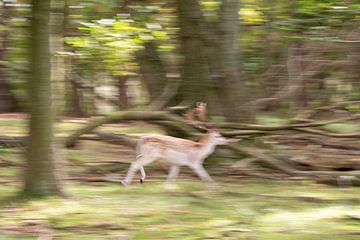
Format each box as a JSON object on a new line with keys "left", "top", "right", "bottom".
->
{"left": 0, "top": 180, "right": 359, "bottom": 240}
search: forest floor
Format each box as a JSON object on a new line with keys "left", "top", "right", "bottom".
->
{"left": 0, "top": 114, "right": 359, "bottom": 239}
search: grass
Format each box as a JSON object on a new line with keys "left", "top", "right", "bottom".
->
{"left": 1, "top": 142, "right": 359, "bottom": 240}
{"left": 0, "top": 180, "right": 359, "bottom": 239}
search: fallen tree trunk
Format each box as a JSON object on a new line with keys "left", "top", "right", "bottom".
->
{"left": 0, "top": 135, "right": 103, "bottom": 147}
{"left": 94, "top": 131, "right": 137, "bottom": 148}
{"left": 0, "top": 136, "right": 26, "bottom": 147}
{"left": 304, "top": 137, "right": 360, "bottom": 151}
{"left": 219, "top": 114, "right": 359, "bottom": 131}
{"left": 3, "top": 110, "right": 358, "bottom": 150}
{"left": 64, "top": 111, "right": 200, "bottom": 147}
{"left": 294, "top": 127, "right": 360, "bottom": 138}
{"left": 226, "top": 144, "right": 297, "bottom": 175}
{"left": 293, "top": 100, "right": 360, "bottom": 120}
{"left": 228, "top": 144, "right": 360, "bottom": 178}
{"left": 65, "top": 111, "right": 359, "bottom": 148}
{"left": 223, "top": 128, "right": 360, "bottom": 139}
{"left": 150, "top": 120, "right": 196, "bottom": 138}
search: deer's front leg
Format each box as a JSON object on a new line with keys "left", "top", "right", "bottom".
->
{"left": 191, "top": 164, "right": 219, "bottom": 188}
{"left": 166, "top": 166, "right": 180, "bottom": 183}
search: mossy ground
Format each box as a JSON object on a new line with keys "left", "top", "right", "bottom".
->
{"left": 0, "top": 115, "right": 359, "bottom": 239}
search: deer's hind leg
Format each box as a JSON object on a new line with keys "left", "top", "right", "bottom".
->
{"left": 122, "top": 161, "right": 141, "bottom": 186}
{"left": 122, "top": 156, "right": 157, "bottom": 186}
{"left": 139, "top": 167, "right": 146, "bottom": 183}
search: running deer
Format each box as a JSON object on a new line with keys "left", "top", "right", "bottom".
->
{"left": 121, "top": 103, "right": 238, "bottom": 187}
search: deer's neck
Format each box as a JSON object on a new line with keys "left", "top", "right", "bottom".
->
{"left": 197, "top": 134, "right": 217, "bottom": 162}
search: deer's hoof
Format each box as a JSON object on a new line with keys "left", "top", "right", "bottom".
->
{"left": 164, "top": 183, "right": 179, "bottom": 191}
{"left": 208, "top": 183, "right": 220, "bottom": 191}
{"left": 121, "top": 180, "right": 129, "bottom": 186}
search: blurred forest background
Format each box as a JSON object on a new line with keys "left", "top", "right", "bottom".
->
{"left": 0, "top": 0, "right": 359, "bottom": 239}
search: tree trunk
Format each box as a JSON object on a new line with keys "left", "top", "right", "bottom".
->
{"left": 346, "top": 30, "right": 360, "bottom": 100}
{"left": 216, "top": 0, "right": 252, "bottom": 122}
{"left": 69, "top": 76, "right": 86, "bottom": 117}
{"left": 174, "top": 0, "right": 213, "bottom": 106}
{"left": 24, "top": 0, "right": 62, "bottom": 195}
{"left": 117, "top": 75, "right": 129, "bottom": 109}
{"left": 287, "top": 41, "right": 307, "bottom": 114}
{"left": 65, "top": 110, "right": 193, "bottom": 148}
{"left": 50, "top": 0, "right": 65, "bottom": 114}
{"left": 136, "top": 41, "right": 167, "bottom": 102}
{"left": 64, "top": 57, "right": 87, "bottom": 117}
{"left": 0, "top": 4, "right": 17, "bottom": 112}
{"left": 0, "top": 73, "right": 16, "bottom": 112}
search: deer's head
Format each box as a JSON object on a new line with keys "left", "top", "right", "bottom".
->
{"left": 208, "top": 128, "right": 240, "bottom": 145}
{"left": 186, "top": 102, "right": 240, "bottom": 145}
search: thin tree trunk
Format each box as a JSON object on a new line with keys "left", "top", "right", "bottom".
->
{"left": 0, "top": 73, "right": 16, "bottom": 112}
{"left": 136, "top": 41, "right": 167, "bottom": 102}
{"left": 174, "top": 0, "right": 213, "bottom": 106}
{"left": 216, "top": 0, "right": 252, "bottom": 122}
{"left": 0, "top": 4, "right": 17, "bottom": 112}
{"left": 24, "top": 0, "right": 62, "bottom": 195}
{"left": 64, "top": 57, "right": 87, "bottom": 117}
{"left": 346, "top": 29, "right": 360, "bottom": 100}
{"left": 50, "top": 0, "right": 65, "bottom": 114}
{"left": 117, "top": 75, "right": 129, "bottom": 109}
{"left": 69, "top": 76, "right": 86, "bottom": 117}
{"left": 287, "top": 41, "right": 307, "bottom": 114}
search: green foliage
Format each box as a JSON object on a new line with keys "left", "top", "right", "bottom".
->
{"left": 3, "top": 0, "right": 358, "bottom": 113}
{"left": 201, "top": 0, "right": 221, "bottom": 21}
{"left": 65, "top": 18, "right": 145, "bottom": 76}
{"left": 64, "top": 1, "right": 173, "bottom": 78}
{"left": 273, "top": 0, "right": 360, "bottom": 39}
